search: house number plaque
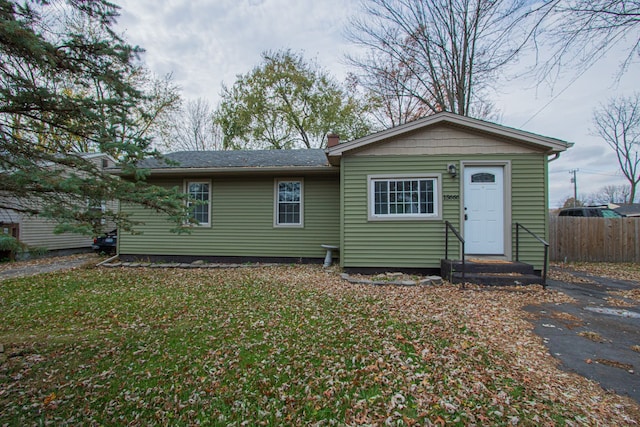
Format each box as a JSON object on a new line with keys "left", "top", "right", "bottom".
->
{"left": 443, "top": 194, "right": 459, "bottom": 200}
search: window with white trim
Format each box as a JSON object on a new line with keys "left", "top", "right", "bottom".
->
{"left": 275, "top": 179, "right": 303, "bottom": 227}
{"left": 87, "top": 199, "right": 106, "bottom": 225}
{"left": 369, "top": 176, "right": 439, "bottom": 219}
{"left": 185, "top": 180, "right": 211, "bottom": 226}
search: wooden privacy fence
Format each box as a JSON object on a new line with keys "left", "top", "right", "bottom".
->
{"left": 549, "top": 216, "right": 640, "bottom": 263}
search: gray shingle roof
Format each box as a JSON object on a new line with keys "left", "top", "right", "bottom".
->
{"left": 138, "top": 149, "right": 331, "bottom": 170}
{"left": 613, "top": 204, "right": 640, "bottom": 216}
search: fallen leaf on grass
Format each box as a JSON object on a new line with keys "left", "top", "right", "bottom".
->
{"left": 43, "top": 392, "right": 56, "bottom": 405}
{"left": 1, "top": 265, "right": 639, "bottom": 426}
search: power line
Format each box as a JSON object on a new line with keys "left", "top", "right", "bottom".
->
{"left": 579, "top": 169, "right": 623, "bottom": 177}
{"left": 550, "top": 168, "right": 621, "bottom": 177}
{"left": 520, "top": 67, "right": 595, "bottom": 128}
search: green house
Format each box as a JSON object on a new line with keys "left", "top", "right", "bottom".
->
{"left": 116, "top": 112, "right": 572, "bottom": 275}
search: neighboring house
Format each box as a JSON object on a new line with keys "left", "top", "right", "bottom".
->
{"left": 611, "top": 203, "right": 640, "bottom": 217}
{"left": 0, "top": 152, "right": 117, "bottom": 255}
{"left": 115, "top": 112, "right": 572, "bottom": 274}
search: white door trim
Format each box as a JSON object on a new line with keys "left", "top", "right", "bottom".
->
{"left": 460, "top": 160, "right": 512, "bottom": 259}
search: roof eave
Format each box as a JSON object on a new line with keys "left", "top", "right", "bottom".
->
{"left": 327, "top": 112, "right": 573, "bottom": 156}
{"left": 109, "top": 165, "right": 339, "bottom": 177}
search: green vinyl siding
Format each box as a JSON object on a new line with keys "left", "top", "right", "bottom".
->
{"left": 341, "top": 154, "right": 548, "bottom": 270}
{"left": 341, "top": 155, "right": 460, "bottom": 269}
{"left": 510, "top": 155, "right": 548, "bottom": 270}
{"left": 119, "top": 175, "right": 339, "bottom": 259}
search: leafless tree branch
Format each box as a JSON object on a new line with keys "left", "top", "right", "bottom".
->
{"left": 592, "top": 92, "right": 640, "bottom": 203}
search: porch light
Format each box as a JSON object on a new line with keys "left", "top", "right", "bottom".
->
{"left": 447, "top": 163, "right": 458, "bottom": 178}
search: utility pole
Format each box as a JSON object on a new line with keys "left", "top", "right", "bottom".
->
{"left": 569, "top": 169, "right": 578, "bottom": 207}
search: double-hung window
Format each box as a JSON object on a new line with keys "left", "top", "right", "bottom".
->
{"left": 87, "top": 199, "right": 107, "bottom": 225}
{"left": 369, "top": 175, "right": 440, "bottom": 220}
{"left": 275, "top": 179, "right": 303, "bottom": 227}
{"left": 185, "top": 180, "right": 211, "bottom": 226}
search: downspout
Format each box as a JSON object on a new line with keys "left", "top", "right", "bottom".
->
{"left": 542, "top": 151, "right": 560, "bottom": 283}
{"left": 97, "top": 253, "right": 119, "bottom": 267}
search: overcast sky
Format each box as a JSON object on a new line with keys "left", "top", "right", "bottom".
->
{"left": 113, "top": 0, "right": 638, "bottom": 208}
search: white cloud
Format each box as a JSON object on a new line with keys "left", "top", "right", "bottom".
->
{"left": 115, "top": 0, "right": 358, "bottom": 102}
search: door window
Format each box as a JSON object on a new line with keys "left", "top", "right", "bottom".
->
{"left": 471, "top": 173, "right": 495, "bottom": 183}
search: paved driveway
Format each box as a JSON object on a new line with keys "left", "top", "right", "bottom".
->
{"left": 526, "top": 269, "right": 640, "bottom": 403}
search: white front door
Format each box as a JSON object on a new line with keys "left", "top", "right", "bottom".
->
{"left": 464, "top": 166, "right": 504, "bottom": 255}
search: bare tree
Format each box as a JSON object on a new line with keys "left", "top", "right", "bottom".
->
{"left": 139, "top": 72, "right": 183, "bottom": 151}
{"left": 346, "top": 0, "right": 528, "bottom": 119}
{"left": 523, "top": 0, "right": 640, "bottom": 79}
{"left": 588, "top": 184, "right": 631, "bottom": 205}
{"left": 158, "top": 98, "right": 222, "bottom": 152}
{"left": 592, "top": 93, "right": 640, "bottom": 203}
{"left": 346, "top": 52, "right": 430, "bottom": 127}
{"left": 562, "top": 197, "right": 585, "bottom": 208}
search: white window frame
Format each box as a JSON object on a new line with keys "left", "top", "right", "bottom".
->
{"left": 367, "top": 174, "right": 442, "bottom": 221}
{"left": 274, "top": 178, "right": 304, "bottom": 228}
{"left": 87, "top": 199, "right": 107, "bottom": 225}
{"left": 184, "top": 179, "right": 212, "bottom": 227}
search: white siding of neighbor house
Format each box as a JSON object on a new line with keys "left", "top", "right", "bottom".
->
{"left": 0, "top": 153, "right": 119, "bottom": 252}
{"left": 17, "top": 214, "right": 94, "bottom": 250}
{"left": 0, "top": 200, "right": 118, "bottom": 251}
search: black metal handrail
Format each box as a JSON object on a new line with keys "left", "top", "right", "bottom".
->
{"left": 445, "top": 221, "right": 465, "bottom": 284}
{"left": 515, "top": 222, "right": 549, "bottom": 289}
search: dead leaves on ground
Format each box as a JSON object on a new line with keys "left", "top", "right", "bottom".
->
{"left": 0, "top": 253, "right": 97, "bottom": 274}
{"left": 552, "top": 262, "right": 640, "bottom": 284}
{"left": 0, "top": 265, "right": 638, "bottom": 425}
{"left": 549, "top": 311, "right": 584, "bottom": 329}
{"left": 612, "top": 288, "right": 640, "bottom": 304}
{"left": 551, "top": 262, "right": 640, "bottom": 305}
{"left": 548, "top": 268, "right": 598, "bottom": 285}
{"left": 578, "top": 331, "right": 608, "bottom": 343}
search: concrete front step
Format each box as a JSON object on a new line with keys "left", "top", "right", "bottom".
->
{"left": 449, "top": 272, "right": 543, "bottom": 286}
{"left": 441, "top": 259, "right": 542, "bottom": 286}
{"left": 441, "top": 259, "right": 535, "bottom": 275}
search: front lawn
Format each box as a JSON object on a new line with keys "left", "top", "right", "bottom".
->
{"left": 0, "top": 266, "right": 637, "bottom": 425}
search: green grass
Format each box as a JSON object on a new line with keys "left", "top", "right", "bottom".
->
{"left": 0, "top": 266, "right": 608, "bottom": 425}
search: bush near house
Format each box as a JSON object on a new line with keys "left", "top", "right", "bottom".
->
{"left": 0, "top": 235, "right": 49, "bottom": 262}
{"left": 0, "top": 235, "right": 25, "bottom": 261}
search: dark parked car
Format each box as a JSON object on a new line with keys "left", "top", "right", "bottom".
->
{"left": 92, "top": 229, "right": 117, "bottom": 254}
{"left": 558, "top": 207, "right": 624, "bottom": 218}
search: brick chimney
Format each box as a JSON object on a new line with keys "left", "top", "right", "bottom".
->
{"left": 327, "top": 133, "right": 340, "bottom": 148}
